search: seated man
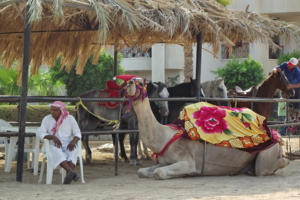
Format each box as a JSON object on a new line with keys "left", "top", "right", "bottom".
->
{"left": 38, "top": 101, "right": 81, "bottom": 184}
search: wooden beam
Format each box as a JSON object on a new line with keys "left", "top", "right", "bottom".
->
{"left": 0, "top": 29, "right": 99, "bottom": 35}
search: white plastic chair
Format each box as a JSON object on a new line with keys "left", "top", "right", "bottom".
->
{"left": 0, "top": 119, "right": 12, "bottom": 171}
{"left": 0, "top": 126, "right": 41, "bottom": 176}
{"left": 38, "top": 139, "right": 85, "bottom": 184}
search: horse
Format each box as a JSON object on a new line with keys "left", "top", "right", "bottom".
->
{"left": 228, "top": 70, "right": 294, "bottom": 119}
{"left": 201, "top": 78, "right": 229, "bottom": 107}
{"left": 157, "top": 78, "right": 228, "bottom": 124}
{"left": 125, "top": 77, "right": 290, "bottom": 180}
{"left": 76, "top": 81, "right": 169, "bottom": 166}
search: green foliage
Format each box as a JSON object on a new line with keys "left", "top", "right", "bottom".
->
{"left": 0, "top": 105, "right": 76, "bottom": 122}
{"left": 216, "top": 0, "right": 233, "bottom": 6}
{"left": 211, "top": 56, "right": 265, "bottom": 90}
{"left": 0, "top": 66, "right": 21, "bottom": 95}
{"left": 50, "top": 51, "right": 125, "bottom": 96}
{"left": 277, "top": 49, "right": 300, "bottom": 66}
{"left": 165, "top": 75, "right": 179, "bottom": 87}
{"left": 0, "top": 63, "right": 63, "bottom": 98}
{"left": 29, "top": 69, "right": 64, "bottom": 96}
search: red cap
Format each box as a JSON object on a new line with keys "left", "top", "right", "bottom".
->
{"left": 113, "top": 74, "right": 141, "bottom": 82}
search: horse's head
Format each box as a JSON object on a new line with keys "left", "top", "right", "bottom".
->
{"left": 147, "top": 81, "right": 169, "bottom": 117}
{"left": 273, "top": 70, "right": 295, "bottom": 97}
{"left": 202, "top": 79, "right": 228, "bottom": 106}
{"left": 190, "top": 78, "right": 205, "bottom": 97}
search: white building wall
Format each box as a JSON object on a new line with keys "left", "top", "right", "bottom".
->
{"left": 151, "top": 44, "right": 165, "bottom": 82}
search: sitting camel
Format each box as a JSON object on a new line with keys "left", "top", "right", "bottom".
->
{"left": 123, "top": 76, "right": 290, "bottom": 180}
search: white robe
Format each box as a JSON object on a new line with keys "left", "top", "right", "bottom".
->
{"left": 38, "top": 114, "right": 82, "bottom": 169}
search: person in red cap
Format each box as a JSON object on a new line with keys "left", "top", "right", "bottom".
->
{"left": 276, "top": 57, "right": 300, "bottom": 121}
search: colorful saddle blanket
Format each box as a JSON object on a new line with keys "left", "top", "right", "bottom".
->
{"left": 98, "top": 81, "right": 127, "bottom": 109}
{"left": 170, "top": 102, "right": 280, "bottom": 153}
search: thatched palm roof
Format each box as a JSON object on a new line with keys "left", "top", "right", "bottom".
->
{"left": 1, "top": 0, "right": 300, "bottom": 76}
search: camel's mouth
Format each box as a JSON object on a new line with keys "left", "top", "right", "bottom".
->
{"left": 126, "top": 83, "right": 136, "bottom": 96}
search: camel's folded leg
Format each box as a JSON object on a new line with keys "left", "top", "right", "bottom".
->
{"left": 137, "top": 140, "right": 144, "bottom": 159}
{"left": 142, "top": 142, "right": 151, "bottom": 159}
{"left": 153, "top": 161, "right": 195, "bottom": 180}
{"left": 255, "top": 143, "right": 290, "bottom": 176}
{"left": 138, "top": 164, "right": 162, "bottom": 178}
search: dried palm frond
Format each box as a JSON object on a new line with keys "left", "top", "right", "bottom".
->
{"left": 0, "top": 0, "right": 299, "bottom": 81}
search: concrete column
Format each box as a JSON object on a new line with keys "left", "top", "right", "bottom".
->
{"left": 151, "top": 44, "right": 165, "bottom": 82}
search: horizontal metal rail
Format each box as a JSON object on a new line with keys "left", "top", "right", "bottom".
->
{"left": 1, "top": 95, "right": 300, "bottom": 103}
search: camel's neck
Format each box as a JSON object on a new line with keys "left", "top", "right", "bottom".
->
{"left": 132, "top": 97, "right": 175, "bottom": 153}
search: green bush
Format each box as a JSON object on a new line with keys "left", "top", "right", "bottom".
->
{"left": 277, "top": 49, "right": 300, "bottom": 66}
{"left": 211, "top": 56, "right": 265, "bottom": 90}
{"left": 0, "top": 105, "right": 76, "bottom": 122}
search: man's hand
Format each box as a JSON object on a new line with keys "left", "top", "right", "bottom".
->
{"left": 67, "top": 141, "right": 77, "bottom": 151}
{"left": 44, "top": 135, "right": 62, "bottom": 148}
{"left": 52, "top": 136, "right": 62, "bottom": 148}
{"left": 286, "top": 84, "right": 294, "bottom": 90}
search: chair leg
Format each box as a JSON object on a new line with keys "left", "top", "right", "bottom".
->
{"left": 3, "top": 138, "right": 9, "bottom": 171}
{"left": 5, "top": 138, "right": 17, "bottom": 173}
{"left": 61, "top": 169, "right": 66, "bottom": 183}
{"left": 33, "top": 152, "right": 39, "bottom": 176}
{"left": 46, "top": 160, "right": 53, "bottom": 184}
{"left": 38, "top": 159, "right": 46, "bottom": 183}
{"left": 27, "top": 152, "right": 31, "bottom": 169}
{"left": 79, "top": 156, "right": 85, "bottom": 183}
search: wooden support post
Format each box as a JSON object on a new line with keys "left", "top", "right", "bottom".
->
{"left": 16, "top": 3, "right": 31, "bottom": 182}
{"left": 195, "top": 32, "right": 203, "bottom": 102}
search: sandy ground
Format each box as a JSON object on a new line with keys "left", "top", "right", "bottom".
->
{"left": 1, "top": 139, "right": 300, "bottom": 200}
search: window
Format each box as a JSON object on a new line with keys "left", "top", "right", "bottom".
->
{"left": 120, "top": 47, "right": 151, "bottom": 58}
{"left": 269, "top": 35, "right": 283, "bottom": 59}
{"left": 221, "top": 42, "right": 249, "bottom": 59}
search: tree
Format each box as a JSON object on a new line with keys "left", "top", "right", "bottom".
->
{"left": 50, "top": 51, "right": 125, "bottom": 96}
{"left": 277, "top": 49, "right": 300, "bottom": 66}
{"left": 211, "top": 56, "right": 265, "bottom": 90}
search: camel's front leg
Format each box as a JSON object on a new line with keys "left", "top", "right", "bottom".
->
{"left": 138, "top": 164, "right": 163, "bottom": 178}
{"left": 153, "top": 161, "right": 195, "bottom": 180}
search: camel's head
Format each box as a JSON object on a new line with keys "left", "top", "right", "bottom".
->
{"left": 124, "top": 77, "right": 146, "bottom": 97}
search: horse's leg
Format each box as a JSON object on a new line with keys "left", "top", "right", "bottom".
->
{"left": 255, "top": 143, "right": 290, "bottom": 176}
{"left": 81, "top": 134, "right": 92, "bottom": 164}
{"left": 119, "top": 133, "right": 129, "bottom": 162}
{"left": 76, "top": 107, "right": 93, "bottom": 164}
{"left": 129, "top": 131, "right": 142, "bottom": 166}
{"left": 112, "top": 133, "right": 129, "bottom": 162}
